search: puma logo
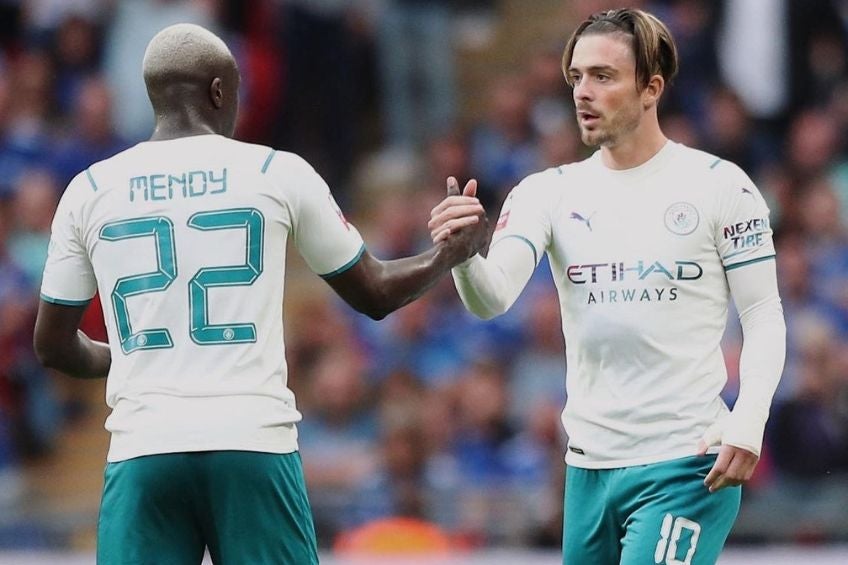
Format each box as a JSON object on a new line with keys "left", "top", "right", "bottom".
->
{"left": 570, "top": 211, "right": 596, "bottom": 231}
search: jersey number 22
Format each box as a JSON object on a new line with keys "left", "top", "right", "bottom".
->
{"left": 99, "top": 208, "right": 264, "bottom": 354}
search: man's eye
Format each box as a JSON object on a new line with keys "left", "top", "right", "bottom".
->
{"left": 597, "top": 74, "right": 609, "bottom": 82}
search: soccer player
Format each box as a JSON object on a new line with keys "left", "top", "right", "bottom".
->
{"left": 33, "top": 24, "right": 486, "bottom": 565}
{"left": 429, "top": 9, "right": 785, "bottom": 565}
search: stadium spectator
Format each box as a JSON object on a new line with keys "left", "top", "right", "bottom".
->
{"left": 49, "top": 76, "right": 128, "bottom": 188}
{"left": 376, "top": 0, "right": 457, "bottom": 150}
{"left": 470, "top": 74, "right": 541, "bottom": 197}
{"left": 48, "top": 13, "right": 103, "bottom": 115}
{"left": 770, "top": 322, "right": 848, "bottom": 478}
{"left": 0, "top": 52, "right": 54, "bottom": 196}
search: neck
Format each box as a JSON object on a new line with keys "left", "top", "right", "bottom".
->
{"left": 149, "top": 108, "right": 220, "bottom": 141}
{"left": 600, "top": 113, "right": 667, "bottom": 170}
{"left": 150, "top": 123, "right": 218, "bottom": 141}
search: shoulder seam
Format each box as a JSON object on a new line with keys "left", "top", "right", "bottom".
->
{"left": 85, "top": 168, "right": 99, "bottom": 192}
{"left": 261, "top": 149, "right": 277, "bottom": 174}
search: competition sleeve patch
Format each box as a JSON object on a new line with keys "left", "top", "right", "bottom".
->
{"left": 328, "top": 194, "right": 351, "bottom": 230}
{"left": 495, "top": 192, "right": 515, "bottom": 231}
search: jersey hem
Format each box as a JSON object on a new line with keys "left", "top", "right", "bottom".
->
{"left": 564, "top": 446, "right": 721, "bottom": 469}
{"left": 106, "top": 439, "right": 300, "bottom": 463}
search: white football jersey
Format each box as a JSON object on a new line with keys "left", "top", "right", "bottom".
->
{"left": 41, "top": 134, "right": 364, "bottom": 462}
{"left": 493, "top": 141, "right": 775, "bottom": 468}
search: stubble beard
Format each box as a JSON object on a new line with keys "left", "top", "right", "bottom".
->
{"left": 580, "top": 125, "right": 613, "bottom": 147}
{"left": 578, "top": 106, "right": 641, "bottom": 148}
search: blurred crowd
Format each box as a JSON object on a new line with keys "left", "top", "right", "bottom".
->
{"left": 1, "top": 0, "right": 848, "bottom": 550}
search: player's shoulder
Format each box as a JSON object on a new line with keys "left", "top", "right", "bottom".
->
{"left": 514, "top": 156, "right": 595, "bottom": 194}
{"left": 192, "top": 137, "right": 296, "bottom": 173}
{"left": 673, "top": 143, "right": 751, "bottom": 184}
{"left": 672, "top": 144, "right": 766, "bottom": 213}
{"left": 83, "top": 143, "right": 137, "bottom": 178}
{"left": 191, "top": 138, "right": 316, "bottom": 177}
{"left": 62, "top": 169, "right": 98, "bottom": 202}
{"left": 248, "top": 144, "right": 318, "bottom": 179}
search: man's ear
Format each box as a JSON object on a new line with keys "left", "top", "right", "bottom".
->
{"left": 210, "top": 77, "right": 224, "bottom": 109}
{"left": 642, "top": 74, "right": 665, "bottom": 109}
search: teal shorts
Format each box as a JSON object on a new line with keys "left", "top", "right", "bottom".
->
{"left": 563, "top": 455, "right": 741, "bottom": 565}
{"left": 97, "top": 451, "right": 318, "bottom": 565}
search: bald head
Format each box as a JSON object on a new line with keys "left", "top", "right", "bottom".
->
{"left": 143, "top": 24, "right": 240, "bottom": 138}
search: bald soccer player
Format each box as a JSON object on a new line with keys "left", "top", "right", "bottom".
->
{"left": 33, "top": 24, "right": 486, "bottom": 565}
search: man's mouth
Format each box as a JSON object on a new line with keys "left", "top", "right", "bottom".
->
{"left": 577, "top": 111, "right": 600, "bottom": 126}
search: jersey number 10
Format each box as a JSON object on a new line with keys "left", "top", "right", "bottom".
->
{"left": 99, "top": 207, "right": 264, "bottom": 354}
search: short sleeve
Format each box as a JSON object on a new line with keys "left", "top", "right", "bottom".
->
{"left": 269, "top": 152, "right": 365, "bottom": 278}
{"left": 490, "top": 173, "right": 553, "bottom": 266}
{"left": 40, "top": 173, "right": 97, "bottom": 305}
{"left": 714, "top": 163, "right": 776, "bottom": 271}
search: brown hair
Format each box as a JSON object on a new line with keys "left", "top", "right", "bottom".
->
{"left": 562, "top": 8, "right": 679, "bottom": 91}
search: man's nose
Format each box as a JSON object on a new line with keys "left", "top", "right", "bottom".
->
{"left": 573, "top": 78, "right": 592, "bottom": 101}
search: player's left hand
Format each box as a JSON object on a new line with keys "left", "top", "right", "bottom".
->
{"left": 697, "top": 442, "right": 759, "bottom": 494}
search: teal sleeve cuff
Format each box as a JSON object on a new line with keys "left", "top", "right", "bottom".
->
{"left": 40, "top": 293, "right": 93, "bottom": 306}
{"left": 319, "top": 244, "right": 366, "bottom": 279}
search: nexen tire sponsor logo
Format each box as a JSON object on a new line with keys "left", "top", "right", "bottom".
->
{"left": 566, "top": 260, "right": 703, "bottom": 284}
{"left": 723, "top": 217, "right": 769, "bottom": 250}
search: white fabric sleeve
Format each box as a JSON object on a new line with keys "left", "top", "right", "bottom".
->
{"left": 452, "top": 237, "right": 537, "bottom": 319}
{"left": 454, "top": 172, "right": 554, "bottom": 318}
{"left": 267, "top": 151, "right": 365, "bottom": 278}
{"left": 40, "top": 172, "right": 97, "bottom": 305}
{"left": 722, "top": 258, "right": 786, "bottom": 456}
{"left": 713, "top": 161, "right": 775, "bottom": 269}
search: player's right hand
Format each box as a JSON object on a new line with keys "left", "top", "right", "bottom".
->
{"left": 429, "top": 176, "right": 483, "bottom": 244}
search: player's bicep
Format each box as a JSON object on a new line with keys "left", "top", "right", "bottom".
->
{"left": 282, "top": 156, "right": 365, "bottom": 277}
{"left": 490, "top": 181, "right": 550, "bottom": 265}
{"left": 714, "top": 167, "right": 775, "bottom": 270}
{"left": 40, "top": 177, "right": 97, "bottom": 304}
{"left": 34, "top": 301, "right": 88, "bottom": 363}
{"left": 726, "top": 258, "right": 780, "bottom": 318}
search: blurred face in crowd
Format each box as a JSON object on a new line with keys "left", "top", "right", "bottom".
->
{"left": 487, "top": 75, "right": 533, "bottom": 141}
{"left": 13, "top": 170, "right": 58, "bottom": 232}
{"left": 567, "top": 33, "right": 647, "bottom": 148}
{"left": 788, "top": 111, "right": 838, "bottom": 174}
{"left": 77, "top": 79, "right": 114, "bottom": 142}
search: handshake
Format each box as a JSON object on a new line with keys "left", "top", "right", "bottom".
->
{"left": 428, "top": 176, "right": 490, "bottom": 266}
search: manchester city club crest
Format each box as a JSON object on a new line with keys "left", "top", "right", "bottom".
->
{"left": 664, "top": 202, "right": 699, "bottom": 235}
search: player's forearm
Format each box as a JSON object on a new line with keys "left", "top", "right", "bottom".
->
{"left": 328, "top": 215, "right": 487, "bottom": 319}
{"left": 365, "top": 246, "right": 458, "bottom": 319}
{"left": 452, "top": 239, "right": 535, "bottom": 319}
{"left": 724, "top": 299, "right": 785, "bottom": 454}
{"left": 330, "top": 242, "right": 474, "bottom": 320}
{"left": 724, "top": 261, "right": 786, "bottom": 455}
{"left": 36, "top": 330, "right": 111, "bottom": 379}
